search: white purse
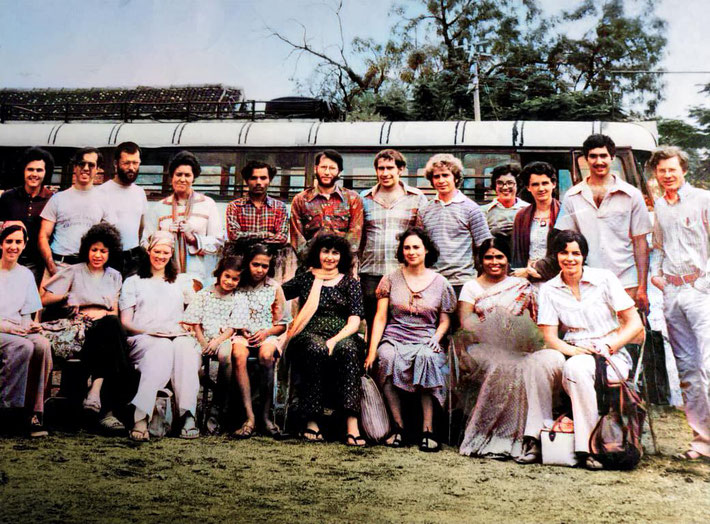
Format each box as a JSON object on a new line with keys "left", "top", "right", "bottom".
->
{"left": 541, "top": 415, "right": 578, "bottom": 467}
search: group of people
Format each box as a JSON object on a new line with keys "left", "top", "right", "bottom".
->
{"left": 0, "top": 134, "right": 708, "bottom": 469}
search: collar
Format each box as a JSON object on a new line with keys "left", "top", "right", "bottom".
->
{"left": 567, "top": 173, "right": 635, "bottom": 199}
{"left": 234, "top": 195, "right": 274, "bottom": 208}
{"left": 433, "top": 189, "right": 466, "bottom": 205}
{"left": 305, "top": 184, "right": 345, "bottom": 202}
{"left": 676, "top": 182, "right": 693, "bottom": 200}
{"left": 17, "top": 186, "right": 53, "bottom": 200}
{"left": 487, "top": 197, "right": 527, "bottom": 210}
{"left": 549, "top": 266, "right": 603, "bottom": 289}
{"left": 362, "top": 181, "right": 421, "bottom": 199}
{"left": 164, "top": 191, "right": 205, "bottom": 205}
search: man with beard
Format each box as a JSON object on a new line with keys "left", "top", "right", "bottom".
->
{"left": 0, "top": 147, "right": 56, "bottom": 283}
{"left": 225, "top": 160, "right": 290, "bottom": 279}
{"left": 39, "top": 147, "right": 113, "bottom": 277}
{"left": 290, "top": 149, "right": 363, "bottom": 261}
{"left": 96, "top": 142, "right": 148, "bottom": 276}
{"left": 554, "top": 134, "right": 652, "bottom": 311}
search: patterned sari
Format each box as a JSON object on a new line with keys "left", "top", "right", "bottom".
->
{"left": 457, "top": 277, "right": 542, "bottom": 459}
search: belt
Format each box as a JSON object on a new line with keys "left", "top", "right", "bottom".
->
{"left": 665, "top": 269, "right": 702, "bottom": 286}
{"left": 52, "top": 253, "right": 80, "bottom": 264}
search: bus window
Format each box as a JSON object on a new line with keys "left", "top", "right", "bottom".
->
{"left": 558, "top": 169, "right": 573, "bottom": 197}
{"left": 134, "top": 164, "right": 166, "bottom": 195}
{"left": 462, "top": 153, "right": 517, "bottom": 204}
{"left": 243, "top": 151, "right": 306, "bottom": 202}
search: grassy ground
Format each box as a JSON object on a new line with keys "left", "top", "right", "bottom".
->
{"left": 1, "top": 406, "right": 709, "bottom": 524}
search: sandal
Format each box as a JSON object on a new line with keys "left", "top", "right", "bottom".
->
{"left": 232, "top": 420, "right": 255, "bottom": 440}
{"left": 301, "top": 428, "right": 324, "bottom": 443}
{"left": 585, "top": 456, "right": 604, "bottom": 470}
{"left": 29, "top": 414, "right": 48, "bottom": 439}
{"left": 180, "top": 415, "right": 200, "bottom": 440}
{"left": 345, "top": 434, "right": 367, "bottom": 448}
{"left": 384, "top": 425, "right": 404, "bottom": 448}
{"left": 515, "top": 438, "right": 541, "bottom": 464}
{"left": 419, "top": 431, "right": 441, "bottom": 453}
{"left": 261, "top": 420, "right": 281, "bottom": 438}
{"left": 99, "top": 415, "right": 125, "bottom": 433}
{"left": 129, "top": 428, "right": 150, "bottom": 442}
{"left": 675, "top": 450, "right": 708, "bottom": 462}
{"left": 82, "top": 396, "right": 101, "bottom": 414}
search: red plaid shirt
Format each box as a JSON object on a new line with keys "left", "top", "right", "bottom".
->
{"left": 225, "top": 196, "right": 288, "bottom": 244}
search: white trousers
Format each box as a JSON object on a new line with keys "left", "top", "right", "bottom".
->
{"left": 523, "top": 349, "right": 566, "bottom": 437}
{"left": 562, "top": 351, "right": 632, "bottom": 453}
{"left": 663, "top": 284, "right": 710, "bottom": 456}
{"left": 128, "top": 335, "right": 201, "bottom": 420}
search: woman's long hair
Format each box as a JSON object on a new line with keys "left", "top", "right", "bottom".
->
{"left": 137, "top": 247, "right": 178, "bottom": 283}
{"left": 237, "top": 243, "right": 275, "bottom": 288}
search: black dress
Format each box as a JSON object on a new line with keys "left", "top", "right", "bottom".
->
{"left": 282, "top": 272, "right": 365, "bottom": 420}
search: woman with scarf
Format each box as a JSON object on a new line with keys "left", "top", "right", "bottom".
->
{"left": 120, "top": 231, "right": 198, "bottom": 441}
{"left": 281, "top": 234, "right": 366, "bottom": 446}
{"left": 143, "top": 151, "right": 223, "bottom": 287}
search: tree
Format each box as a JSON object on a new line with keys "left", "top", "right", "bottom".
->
{"left": 271, "top": 0, "right": 667, "bottom": 121}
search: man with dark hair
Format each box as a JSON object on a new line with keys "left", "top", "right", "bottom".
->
{"left": 483, "top": 163, "right": 529, "bottom": 250}
{"left": 225, "top": 160, "right": 290, "bottom": 279}
{"left": 649, "top": 145, "right": 710, "bottom": 461}
{"left": 38, "top": 147, "right": 113, "bottom": 276}
{"left": 0, "top": 147, "right": 56, "bottom": 283}
{"left": 289, "top": 149, "right": 363, "bottom": 257}
{"left": 359, "top": 149, "right": 428, "bottom": 331}
{"left": 96, "top": 141, "right": 147, "bottom": 276}
{"left": 555, "top": 134, "right": 652, "bottom": 310}
{"left": 420, "top": 153, "right": 492, "bottom": 296}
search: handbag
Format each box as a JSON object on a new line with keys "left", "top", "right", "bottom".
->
{"left": 148, "top": 389, "right": 175, "bottom": 438}
{"left": 589, "top": 354, "right": 646, "bottom": 470}
{"left": 541, "top": 414, "right": 578, "bottom": 466}
{"left": 360, "top": 374, "right": 390, "bottom": 442}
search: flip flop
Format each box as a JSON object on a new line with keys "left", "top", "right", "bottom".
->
{"left": 29, "top": 415, "right": 48, "bottom": 439}
{"left": 675, "top": 450, "right": 708, "bottom": 462}
{"left": 384, "top": 425, "right": 404, "bottom": 448}
{"left": 345, "top": 434, "right": 367, "bottom": 448}
{"left": 129, "top": 429, "right": 149, "bottom": 442}
{"left": 419, "top": 431, "right": 441, "bottom": 453}
{"left": 301, "top": 428, "right": 324, "bottom": 443}
{"left": 232, "top": 421, "right": 255, "bottom": 440}
{"left": 261, "top": 420, "right": 281, "bottom": 438}
{"left": 99, "top": 415, "right": 125, "bottom": 433}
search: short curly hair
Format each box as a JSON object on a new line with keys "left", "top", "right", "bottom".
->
{"left": 305, "top": 234, "right": 353, "bottom": 274}
{"left": 79, "top": 222, "right": 123, "bottom": 269}
{"left": 395, "top": 227, "right": 439, "bottom": 268}
{"left": 423, "top": 153, "right": 464, "bottom": 188}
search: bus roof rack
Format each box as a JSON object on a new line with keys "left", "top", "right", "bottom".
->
{"left": 0, "top": 86, "right": 339, "bottom": 123}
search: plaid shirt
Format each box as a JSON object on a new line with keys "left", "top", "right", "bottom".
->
{"left": 225, "top": 196, "right": 288, "bottom": 244}
{"left": 359, "top": 182, "right": 428, "bottom": 276}
{"left": 289, "top": 185, "right": 363, "bottom": 253}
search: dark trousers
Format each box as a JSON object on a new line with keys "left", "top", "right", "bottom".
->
{"left": 359, "top": 273, "right": 383, "bottom": 340}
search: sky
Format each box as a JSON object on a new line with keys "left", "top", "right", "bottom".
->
{"left": 0, "top": 0, "right": 708, "bottom": 121}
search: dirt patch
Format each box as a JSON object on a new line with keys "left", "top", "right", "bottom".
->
{"left": 1, "top": 407, "right": 708, "bottom": 523}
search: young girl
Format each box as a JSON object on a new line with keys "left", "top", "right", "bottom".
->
{"left": 182, "top": 256, "right": 241, "bottom": 433}
{"left": 230, "top": 243, "right": 289, "bottom": 439}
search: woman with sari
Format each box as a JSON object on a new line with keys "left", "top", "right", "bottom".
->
{"left": 458, "top": 237, "right": 564, "bottom": 462}
{"left": 143, "top": 151, "right": 223, "bottom": 286}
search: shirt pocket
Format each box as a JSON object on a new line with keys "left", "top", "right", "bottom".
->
{"left": 599, "top": 211, "right": 628, "bottom": 235}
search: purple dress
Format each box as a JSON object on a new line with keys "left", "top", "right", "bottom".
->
{"left": 375, "top": 269, "right": 456, "bottom": 406}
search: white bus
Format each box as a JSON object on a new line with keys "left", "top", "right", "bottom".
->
{"left": 0, "top": 119, "right": 658, "bottom": 206}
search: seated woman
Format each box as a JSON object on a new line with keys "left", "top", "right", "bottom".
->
{"left": 0, "top": 222, "right": 52, "bottom": 437}
{"left": 281, "top": 234, "right": 366, "bottom": 446}
{"left": 119, "top": 231, "right": 199, "bottom": 441}
{"left": 365, "top": 227, "right": 456, "bottom": 452}
{"left": 456, "top": 237, "right": 564, "bottom": 462}
{"left": 538, "top": 230, "right": 643, "bottom": 470}
{"left": 230, "top": 243, "right": 289, "bottom": 439}
{"left": 40, "top": 222, "right": 137, "bottom": 432}
{"left": 181, "top": 256, "right": 241, "bottom": 434}
{"left": 511, "top": 161, "right": 561, "bottom": 282}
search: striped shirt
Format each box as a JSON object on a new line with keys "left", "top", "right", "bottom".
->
{"left": 555, "top": 174, "right": 652, "bottom": 288}
{"left": 483, "top": 197, "right": 530, "bottom": 236}
{"left": 359, "top": 182, "right": 428, "bottom": 276}
{"left": 420, "top": 190, "right": 492, "bottom": 286}
{"left": 653, "top": 182, "right": 710, "bottom": 278}
{"left": 538, "top": 267, "right": 635, "bottom": 343}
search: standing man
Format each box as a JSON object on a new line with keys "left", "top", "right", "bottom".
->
{"left": 650, "top": 146, "right": 710, "bottom": 461}
{"left": 359, "top": 149, "right": 428, "bottom": 332}
{"left": 96, "top": 142, "right": 147, "bottom": 277}
{"left": 555, "top": 134, "right": 652, "bottom": 311}
{"left": 483, "top": 163, "right": 529, "bottom": 252}
{"left": 0, "top": 147, "right": 55, "bottom": 283}
{"left": 290, "top": 149, "right": 363, "bottom": 259}
{"left": 226, "top": 160, "right": 291, "bottom": 280}
{"left": 38, "top": 147, "right": 113, "bottom": 277}
{"left": 420, "top": 154, "right": 492, "bottom": 297}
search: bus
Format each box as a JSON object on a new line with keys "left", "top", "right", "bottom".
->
{"left": 0, "top": 120, "right": 658, "bottom": 208}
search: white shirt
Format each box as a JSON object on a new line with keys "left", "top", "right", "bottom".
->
{"left": 40, "top": 186, "right": 113, "bottom": 256}
{"left": 0, "top": 264, "right": 41, "bottom": 324}
{"left": 96, "top": 179, "right": 147, "bottom": 250}
{"left": 538, "top": 267, "right": 635, "bottom": 343}
{"left": 554, "top": 174, "right": 652, "bottom": 288}
{"left": 119, "top": 273, "right": 194, "bottom": 334}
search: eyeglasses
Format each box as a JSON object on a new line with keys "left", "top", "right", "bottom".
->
{"left": 496, "top": 180, "right": 516, "bottom": 188}
{"left": 77, "top": 161, "right": 97, "bottom": 169}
